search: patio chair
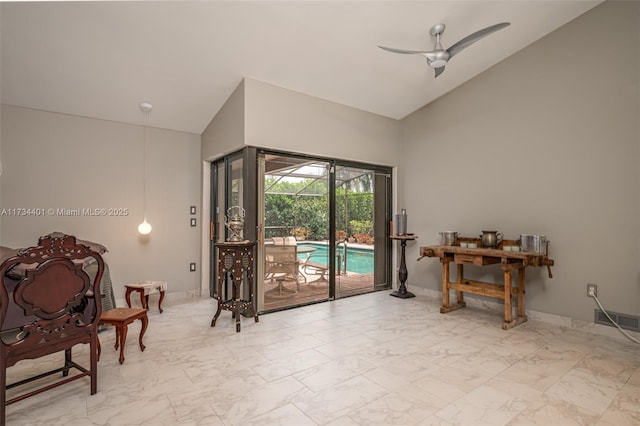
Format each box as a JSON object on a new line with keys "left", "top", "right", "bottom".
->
{"left": 300, "top": 253, "right": 329, "bottom": 289}
{"left": 264, "top": 243, "right": 303, "bottom": 296}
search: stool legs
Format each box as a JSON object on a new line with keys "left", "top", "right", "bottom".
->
{"left": 157, "top": 291, "right": 164, "bottom": 313}
{"left": 125, "top": 287, "right": 133, "bottom": 308}
{"left": 137, "top": 315, "right": 148, "bottom": 352}
{"left": 113, "top": 316, "right": 147, "bottom": 364}
{"left": 125, "top": 286, "right": 164, "bottom": 313}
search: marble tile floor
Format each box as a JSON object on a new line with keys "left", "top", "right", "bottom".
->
{"left": 5, "top": 292, "right": 640, "bottom": 425}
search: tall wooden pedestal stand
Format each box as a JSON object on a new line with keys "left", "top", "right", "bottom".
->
{"left": 390, "top": 235, "right": 417, "bottom": 299}
{"left": 211, "top": 241, "right": 258, "bottom": 332}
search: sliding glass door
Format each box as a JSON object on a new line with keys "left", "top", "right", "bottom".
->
{"left": 257, "top": 151, "right": 392, "bottom": 312}
{"left": 334, "top": 165, "right": 391, "bottom": 298}
{"left": 259, "top": 154, "right": 331, "bottom": 311}
{"left": 211, "top": 147, "right": 392, "bottom": 313}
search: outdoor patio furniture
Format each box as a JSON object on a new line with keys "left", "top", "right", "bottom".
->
{"left": 301, "top": 253, "right": 329, "bottom": 289}
{"left": 265, "top": 245, "right": 302, "bottom": 296}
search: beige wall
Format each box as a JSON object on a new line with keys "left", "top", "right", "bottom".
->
{"left": 402, "top": 0, "right": 639, "bottom": 322}
{"left": 203, "top": 77, "right": 402, "bottom": 167}
{"left": 201, "top": 80, "right": 245, "bottom": 161}
{"left": 0, "top": 105, "right": 202, "bottom": 301}
{"left": 244, "top": 79, "right": 401, "bottom": 166}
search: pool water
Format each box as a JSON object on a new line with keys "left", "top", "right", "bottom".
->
{"left": 298, "top": 243, "right": 374, "bottom": 274}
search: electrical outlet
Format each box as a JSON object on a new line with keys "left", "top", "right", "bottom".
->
{"left": 190, "top": 263, "right": 196, "bottom": 272}
{"left": 587, "top": 283, "right": 597, "bottom": 297}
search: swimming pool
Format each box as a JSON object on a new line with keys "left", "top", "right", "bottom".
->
{"left": 297, "top": 243, "right": 374, "bottom": 274}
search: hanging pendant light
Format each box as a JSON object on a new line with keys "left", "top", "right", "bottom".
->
{"left": 138, "top": 102, "right": 153, "bottom": 235}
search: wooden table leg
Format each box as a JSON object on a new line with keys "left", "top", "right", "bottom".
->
{"left": 211, "top": 271, "right": 224, "bottom": 327}
{"left": 456, "top": 264, "right": 465, "bottom": 305}
{"left": 235, "top": 297, "right": 241, "bottom": 332}
{"left": 502, "top": 262, "right": 527, "bottom": 330}
{"left": 517, "top": 266, "right": 526, "bottom": 319}
{"left": 231, "top": 273, "right": 241, "bottom": 332}
{"left": 441, "top": 258, "right": 450, "bottom": 310}
{"left": 247, "top": 273, "right": 259, "bottom": 323}
{"left": 440, "top": 257, "right": 466, "bottom": 314}
{"left": 503, "top": 268, "right": 513, "bottom": 327}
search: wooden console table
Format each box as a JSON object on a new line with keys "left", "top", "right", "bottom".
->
{"left": 211, "top": 241, "right": 259, "bottom": 332}
{"left": 419, "top": 245, "right": 554, "bottom": 329}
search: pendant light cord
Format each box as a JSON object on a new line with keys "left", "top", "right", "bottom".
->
{"left": 143, "top": 108, "right": 148, "bottom": 220}
{"left": 137, "top": 102, "right": 152, "bottom": 235}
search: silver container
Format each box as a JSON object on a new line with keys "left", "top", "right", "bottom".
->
{"left": 394, "top": 209, "right": 408, "bottom": 235}
{"left": 480, "top": 230, "right": 502, "bottom": 248}
{"left": 439, "top": 231, "right": 458, "bottom": 246}
{"left": 519, "top": 234, "right": 547, "bottom": 253}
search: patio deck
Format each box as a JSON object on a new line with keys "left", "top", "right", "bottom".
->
{"left": 262, "top": 271, "right": 378, "bottom": 311}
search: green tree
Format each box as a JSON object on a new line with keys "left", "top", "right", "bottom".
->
{"left": 264, "top": 174, "right": 373, "bottom": 240}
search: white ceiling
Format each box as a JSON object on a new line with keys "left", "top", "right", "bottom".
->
{"left": 1, "top": 1, "right": 602, "bottom": 135}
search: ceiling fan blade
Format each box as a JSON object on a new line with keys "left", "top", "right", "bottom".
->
{"left": 434, "top": 66, "right": 446, "bottom": 78}
{"left": 378, "top": 45, "right": 432, "bottom": 55}
{"left": 447, "top": 22, "right": 510, "bottom": 59}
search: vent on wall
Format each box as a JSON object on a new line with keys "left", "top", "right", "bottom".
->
{"left": 594, "top": 309, "right": 640, "bottom": 332}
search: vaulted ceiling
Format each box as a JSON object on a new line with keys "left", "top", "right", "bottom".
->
{"left": 1, "top": 1, "right": 602, "bottom": 134}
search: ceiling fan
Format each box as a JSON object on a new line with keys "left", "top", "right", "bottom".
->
{"left": 378, "top": 22, "right": 510, "bottom": 78}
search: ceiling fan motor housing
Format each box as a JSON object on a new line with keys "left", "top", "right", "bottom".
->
{"left": 426, "top": 50, "right": 449, "bottom": 68}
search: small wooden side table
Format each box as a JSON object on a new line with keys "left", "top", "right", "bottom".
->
{"left": 98, "top": 308, "right": 148, "bottom": 364}
{"left": 211, "top": 241, "right": 259, "bottom": 332}
{"left": 125, "top": 281, "right": 167, "bottom": 313}
{"left": 390, "top": 235, "right": 418, "bottom": 299}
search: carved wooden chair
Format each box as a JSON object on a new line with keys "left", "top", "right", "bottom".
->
{"left": 0, "top": 234, "right": 104, "bottom": 426}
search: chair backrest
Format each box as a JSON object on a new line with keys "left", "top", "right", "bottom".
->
{"left": 265, "top": 245, "right": 298, "bottom": 264}
{"left": 0, "top": 234, "right": 104, "bottom": 362}
{"left": 270, "top": 236, "right": 297, "bottom": 246}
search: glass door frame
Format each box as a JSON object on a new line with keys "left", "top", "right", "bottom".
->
{"left": 257, "top": 148, "right": 393, "bottom": 312}
{"left": 333, "top": 163, "right": 393, "bottom": 298}
{"left": 211, "top": 146, "right": 392, "bottom": 312}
